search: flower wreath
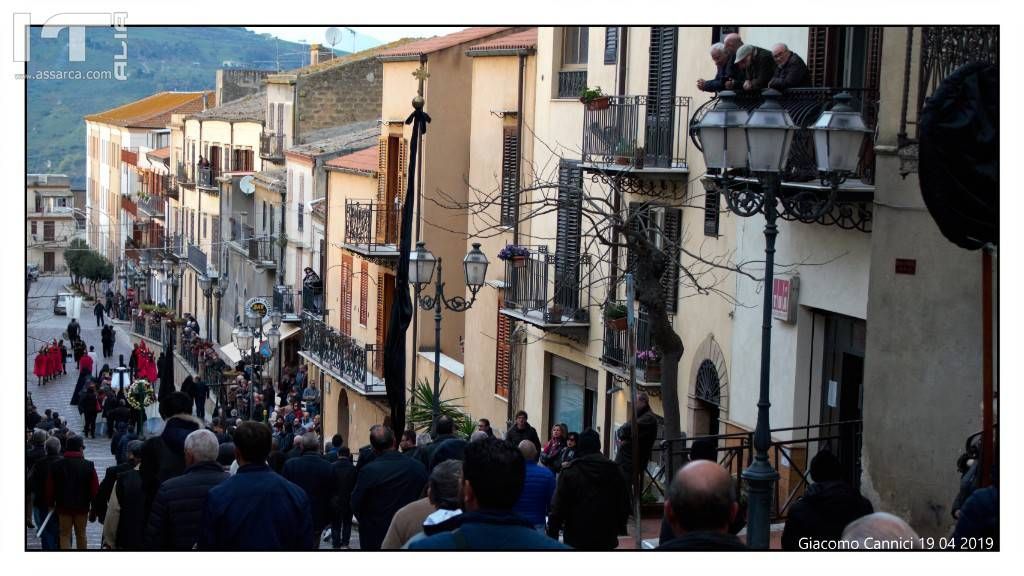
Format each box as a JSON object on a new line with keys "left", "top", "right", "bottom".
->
{"left": 126, "top": 378, "right": 156, "bottom": 411}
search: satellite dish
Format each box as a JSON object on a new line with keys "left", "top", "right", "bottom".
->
{"left": 240, "top": 175, "right": 255, "bottom": 195}
{"left": 325, "top": 27, "right": 342, "bottom": 48}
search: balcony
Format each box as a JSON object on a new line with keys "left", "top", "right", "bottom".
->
{"left": 580, "top": 95, "right": 692, "bottom": 197}
{"left": 167, "top": 233, "right": 186, "bottom": 258}
{"left": 260, "top": 132, "right": 285, "bottom": 161}
{"left": 299, "top": 313, "right": 386, "bottom": 396}
{"left": 196, "top": 166, "right": 218, "bottom": 190}
{"left": 248, "top": 236, "right": 277, "bottom": 268}
{"left": 342, "top": 199, "right": 401, "bottom": 263}
{"left": 557, "top": 69, "right": 587, "bottom": 99}
{"left": 600, "top": 303, "right": 660, "bottom": 385}
{"left": 499, "top": 246, "right": 590, "bottom": 343}
{"left": 176, "top": 162, "right": 192, "bottom": 187}
{"left": 188, "top": 243, "right": 207, "bottom": 273}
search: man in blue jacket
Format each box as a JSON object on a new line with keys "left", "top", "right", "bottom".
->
{"left": 513, "top": 440, "right": 555, "bottom": 531}
{"left": 199, "top": 421, "right": 314, "bottom": 550}
{"left": 410, "top": 438, "right": 568, "bottom": 550}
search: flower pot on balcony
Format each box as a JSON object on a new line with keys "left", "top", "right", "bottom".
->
{"left": 511, "top": 256, "right": 527, "bottom": 268}
{"left": 643, "top": 363, "right": 662, "bottom": 382}
{"left": 609, "top": 316, "right": 628, "bottom": 331}
{"left": 546, "top": 307, "right": 564, "bottom": 323}
{"left": 583, "top": 96, "right": 610, "bottom": 111}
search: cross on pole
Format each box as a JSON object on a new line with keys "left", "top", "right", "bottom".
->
{"left": 412, "top": 64, "right": 429, "bottom": 97}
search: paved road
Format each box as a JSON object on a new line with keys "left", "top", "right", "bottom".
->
{"left": 25, "top": 276, "right": 358, "bottom": 550}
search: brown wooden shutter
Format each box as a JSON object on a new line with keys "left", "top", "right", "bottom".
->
{"left": 376, "top": 137, "right": 389, "bottom": 244}
{"left": 661, "top": 208, "right": 682, "bottom": 313}
{"left": 359, "top": 261, "right": 368, "bottom": 325}
{"left": 500, "top": 127, "right": 519, "bottom": 227}
{"left": 397, "top": 138, "right": 409, "bottom": 209}
{"left": 376, "top": 271, "right": 385, "bottom": 350}
{"left": 807, "top": 26, "right": 836, "bottom": 87}
{"left": 704, "top": 189, "right": 720, "bottom": 237}
{"left": 341, "top": 254, "right": 352, "bottom": 335}
{"left": 495, "top": 292, "right": 510, "bottom": 399}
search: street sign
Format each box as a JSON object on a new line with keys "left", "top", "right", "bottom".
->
{"left": 245, "top": 297, "right": 271, "bottom": 318}
{"left": 771, "top": 276, "right": 799, "bottom": 324}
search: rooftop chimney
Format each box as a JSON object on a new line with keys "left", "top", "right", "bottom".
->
{"left": 202, "top": 92, "right": 209, "bottom": 110}
{"left": 310, "top": 43, "right": 321, "bottom": 66}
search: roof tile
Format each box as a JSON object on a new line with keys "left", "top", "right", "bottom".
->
{"left": 85, "top": 91, "right": 214, "bottom": 128}
{"left": 377, "top": 27, "right": 513, "bottom": 59}
{"left": 467, "top": 28, "right": 537, "bottom": 53}
{"left": 326, "top": 146, "right": 379, "bottom": 175}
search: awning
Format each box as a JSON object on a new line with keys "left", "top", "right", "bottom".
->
{"left": 218, "top": 321, "right": 301, "bottom": 366}
{"left": 220, "top": 342, "right": 242, "bottom": 365}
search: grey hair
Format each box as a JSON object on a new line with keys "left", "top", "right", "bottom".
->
{"left": 126, "top": 439, "right": 145, "bottom": 459}
{"left": 31, "top": 429, "right": 47, "bottom": 445}
{"left": 469, "top": 430, "right": 489, "bottom": 443}
{"left": 842, "top": 512, "right": 919, "bottom": 549}
{"left": 518, "top": 439, "right": 538, "bottom": 461}
{"left": 710, "top": 42, "right": 726, "bottom": 56}
{"left": 428, "top": 459, "right": 463, "bottom": 510}
{"left": 44, "top": 437, "right": 61, "bottom": 455}
{"left": 772, "top": 42, "right": 789, "bottom": 53}
{"left": 301, "top": 432, "right": 319, "bottom": 452}
{"left": 416, "top": 432, "right": 433, "bottom": 446}
{"left": 184, "top": 429, "right": 220, "bottom": 463}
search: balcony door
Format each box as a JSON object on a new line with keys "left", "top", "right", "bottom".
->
{"left": 554, "top": 160, "right": 582, "bottom": 313}
{"left": 43, "top": 252, "right": 54, "bottom": 272}
{"left": 375, "top": 272, "right": 395, "bottom": 376}
{"left": 645, "top": 26, "right": 678, "bottom": 168}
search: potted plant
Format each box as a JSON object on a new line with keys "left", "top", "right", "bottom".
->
{"left": 497, "top": 244, "right": 531, "bottom": 268}
{"left": 638, "top": 349, "right": 661, "bottom": 381}
{"left": 546, "top": 304, "right": 564, "bottom": 323}
{"left": 579, "top": 86, "right": 609, "bottom": 111}
{"left": 604, "top": 302, "right": 628, "bottom": 331}
{"left": 614, "top": 141, "right": 632, "bottom": 165}
{"left": 634, "top": 146, "right": 645, "bottom": 170}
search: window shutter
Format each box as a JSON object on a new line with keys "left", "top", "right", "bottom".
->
{"left": 397, "top": 138, "right": 409, "bottom": 210}
{"left": 360, "top": 261, "right": 368, "bottom": 325}
{"left": 646, "top": 27, "right": 678, "bottom": 167}
{"left": 500, "top": 127, "right": 519, "bottom": 227}
{"left": 807, "top": 26, "right": 834, "bottom": 87}
{"left": 661, "top": 207, "right": 682, "bottom": 313}
{"left": 626, "top": 202, "right": 644, "bottom": 275}
{"left": 341, "top": 255, "right": 352, "bottom": 335}
{"left": 376, "top": 271, "right": 386, "bottom": 347}
{"left": 495, "top": 291, "right": 511, "bottom": 399}
{"left": 604, "top": 27, "right": 618, "bottom": 64}
{"left": 268, "top": 103, "right": 275, "bottom": 131}
{"left": 376, "top": 137, "right": 388, "bottom": 203}
{"left": 555, "top": 159, "right": 583, "bottom": 311}
{"left": 704, "top": 189, "right": 720, "bottom": 237}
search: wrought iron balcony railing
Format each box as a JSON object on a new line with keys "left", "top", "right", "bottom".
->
{"left": 260, "top": 132, "right": 285, "bottom": 160}
{"left": 343, "top": 199, "right": 401, "bottom": 257}
{"left": 188, "top": 243, "right": 207, "bottom": 273}
{"left": 557, "top": 69, "right": 587, "bottom": 99}
{"left": 501, "top": 246, "right": 590, "bottom": 328}
{"left": 176, "top": 162, "right": 192, "bottom": 186}
{"left": 689, "top": 87, "right": 880, "bottom": 185}
{"left": 166, "top": 233, "right": 186, "bottom": 258}
{"left": 300, "top": 313, "right": 386, "bottom": 395}
{"left": 273, "top": 285, "right": 302, "bottom": 321}
{"left": 582, "top": 95, "right": 692, "bottom": 171}
{"left": 248, "top": 236, "right": 277, "bottom": 266}
{"left": 196, "top": 166, "right": 218, "bottom": 189}
{"left": 600, "top": 302, "right": 660, "bottom": 383}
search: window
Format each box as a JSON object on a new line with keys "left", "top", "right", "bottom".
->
{"left": 495, "top": 291, "right": 511, "bottom": 399}
{"left": 604, "top": 27, "right": 618, "bottom": 64}
{"left": 43, "top": 221, "right": 55, "bottom": 241}
{"left": 548, "top": 356, "right": 598, "bottom": 434}
{"left": 30, "top": 220, "right": 37, "bottom": 236}
{"left": 500, "top": 126, "right": 520, "bottom": 227}
{"left": 704, "top": 189, "right": 720, "bottom": 237}
{"left": 202, "top": 215, "right": 207, "bottom": 239}
{"left": 298, "top": 173, "right": 304, "bottom": 232}
{"left": 341, "top": 255, "right": 352, "bottom": 335}
{"left": 34, "top": 193, "right": 42, "bottom": 213}
{"left": 555, "top": 159, "right": 583, "bottom": 310}
{"left": 711, "top": 26, "right": 740, "bottom": 45}
{"left": 562, "top": 26, "right": 588, "bottom": 66}
{"left": 262, "top": 201, "right": 267, "bottom": 232}
{"left": 807, "top": 26, "right": 883, "bottom": 90}
{"left": 628, "top": 203, "right": 682, "bottom": 313}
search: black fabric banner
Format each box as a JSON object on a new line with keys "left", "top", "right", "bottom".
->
{"left": 382, "top": 106, "right": 431, "bottom": 434}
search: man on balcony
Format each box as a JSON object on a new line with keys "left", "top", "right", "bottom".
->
{"left": 734, "top": 44, "right": 776, "bottom": 93}
{"left": 769, "top": 43, "right": 810, "bottom": 91}
{"left": 697, "top": 43, "right": 738, "bottom": 93}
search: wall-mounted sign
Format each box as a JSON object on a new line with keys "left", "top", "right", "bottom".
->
{"left": 245, "top": 296, "right": 270, "bottom": 318}
{"left": 772, "top": 276, "right": 799, "bottom": 324}
{"left": 895, "top": 258, "right": 917, "bottom": 275}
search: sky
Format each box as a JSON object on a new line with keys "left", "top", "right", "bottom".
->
{"left": 246, "top": 27, "right": 467, "bottom": 52}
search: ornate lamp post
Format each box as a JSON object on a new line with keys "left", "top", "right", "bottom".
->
{"left": 212, "top": 285, "right": 224, "bottom": 342}
{"left": 234, "top": 309, "right": 278, "bottom": 420}
{"left": 410, "top": 242, "right": 489, "bottom": 435}
{"left": 697, "top": 89, "right": 869, "bottom": 549}
{"left": 199, "top": 275, "right": 213, "bottom": 339}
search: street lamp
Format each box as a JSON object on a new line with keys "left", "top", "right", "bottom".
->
{"left": 411, "top": 241, "right": 488, "bottom": 435}
{"left": 235, "top": 309, "right": 277, "bottom": 420}
{"left": 199, "top": 274, "right": 212, "bottom": 339}
{"left": 697, "top": 89, "right": 868, "bottom": 549}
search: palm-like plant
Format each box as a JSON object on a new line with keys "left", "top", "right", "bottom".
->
{"left": 407, "top": 378, "right": 473, "bottom": 436}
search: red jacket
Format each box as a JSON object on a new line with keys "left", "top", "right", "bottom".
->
{"left": 79, "top": 353, "right": 94, "bottom": 375}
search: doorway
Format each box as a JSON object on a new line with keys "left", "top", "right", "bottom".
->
{"left": 818, "top": 313, "right": 866, "bottom": 486}
{"left": 336, "top": 388, "right": 350, "bottom": 447}
{"left": 43, "top": 252, "right": 55, "bottom": 273}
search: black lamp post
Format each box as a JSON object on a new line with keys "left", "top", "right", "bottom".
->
{"left": 163, "top": 258, "right": 186, "bottom": 317}
{"left": 697, "top": 89, "right": 868, "bottom": 549}
{"left": 410, "top": 242, "right": 489, "bottom": 435}
{"left": 233, "top": 309, "right": 279, "bottom": 420}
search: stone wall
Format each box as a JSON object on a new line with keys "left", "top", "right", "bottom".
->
{"left": 295, "top": 58, "right": 383, "bottom": 140}
{"left": 217, "top": 69, "right": 272, "bottom": 105}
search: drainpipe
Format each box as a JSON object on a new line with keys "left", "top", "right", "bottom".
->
{"left": 513, "top": 52, "right": 526, "bottom": 246}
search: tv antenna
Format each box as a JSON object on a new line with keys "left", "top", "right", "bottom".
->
{"left": 325, "top": 27, "right": 341, "bottom": 59}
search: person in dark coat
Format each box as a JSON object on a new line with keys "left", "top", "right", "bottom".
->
{"left": 94, "top": 300, "right": 105, "bottom": 327}
{"left": 70, "top": 351, "right": 93, "bottom": 407}
{"left": 698, "top": 42, "right": 738, "bottom": 92}
{"left": 413, "top": 415, "right": 460, "bottom": 471}
{"left": 547, "top": 429, "right": 629, "bottom": 550}
{"left": 199, "top": 422, "right": 314, "bottom": 550}
{"left": 282, "top": 432, "right": 337, "bottom": 539}
{"left": 615, "top": 392, "right": 659, "bottom": 492}
{"left": 101, "top": 440, "right": 146, "bottom": 550}
{"left": 179, "top": 375, "right": 196, "bottom": 412}
{"left": 59, "top": 339, "right": 69, "bottom": 374}
{"left": 145, "top": 429, "right": 229, "bottom": 550}
{"left": 734, "top": 43, "right": 777, "bottom": 92}
{"left": 140, "top": 393, "right": 202, "bottom": 520}
{"left": 329, "top": 447, "right": 357, "bottom": 549}
{"left": 91, "top": 454, "right": 137, "bottom": 524}
{"left": 66, "top": 318, "right": 80, "bottom": 343}
{"left": 101, "top": 325, "right": 114, "bottom": 358}
{"left": 769, "top": 42, "right": 810, "bottom": 91}
{"left": 44, "top": 435, "right": 99, "bottom": 549}
{"left": 350, "top": 425, "right": 428, "bottom": 550}
{"left": 505, "top": 410, "right": 541, "bottom": 454}
{"left": 657, "top": 460, "right": 747, "bottom": 550}
{"left": 156, "top": 352, "right": 174, "bottom": 400}
{"left": 102, "top": 393, "right": 119, "bottom": 438}
{"left": 428, "top": 436, "right": 467, "bottom": 473}
{"left": 28, "top": 437, "right": 62, "bottom": 550}
{"left": 80, "top": 385, "right": 99, "bottom": 438}
{"left": 781, "top": 450, "right": 873, "bottom": 550}
{"left": 409, "top": 438, "right": 568, "bottom": 550}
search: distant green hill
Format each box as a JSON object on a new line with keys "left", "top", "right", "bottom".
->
{"left": 26, "top": 26, "right": 342, "bottom": 188}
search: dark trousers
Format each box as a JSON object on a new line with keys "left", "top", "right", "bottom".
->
{"left": 331, "top": 509, "right": 352, "bottom": 547}
{"left": 83, "top": 412, "right": 97, "bottom": 438}
{"left": 102, "top": 343, "right": 113, "bottom": 358}
{"left": 34, "top": 506, "right": 59, "bottom": 550}
{"left": 194, "top": 395, "right": 205, "bottom": 420}
{"left": 95, "top": 315, "right": 104, "bottom": 327}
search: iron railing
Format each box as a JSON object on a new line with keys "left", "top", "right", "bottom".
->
{"left": 188, "top": 244, "right": 207, "bottom": 273}
{"left": 260, "top": 132, "right": 285, "bottom": 159}
{"left": 147, "top": 318, "right": 164, "bottom": 342}
{"left": 601, "top": 302, "right": 659, "bottom": 382}
{"left": 689, "top": 87, "right": 880, "bottom": 184}
{"left": 344, "top": 199, "right": 401, "bottom": 250}
{"left": 582, "top": 95, "right": 691, "bottom": 170}
{"left": 248, "top": 236, "right": 276, "bottom": 264}
{"left": 303, "top": 284, "right": 323, "bottom": 316}
{"left": 176, "top": 162, "right": 191, "bottom": 186}
{"left": 196, "top": 166, "right": 217, "bottom": 188}
{"left": 558, "top": 69, "right": 587, "bottom": 99}
{"left": 658, "top": 420, "right": 864, "bottom": 521}
{"left": 502, "top": 246, "right": 590, "bottom": 324}
{"left": 273, "top": 285, "right": 302, "bottom": 320}
{"left": 300, "top": 312, "right": 386, "bottom": 395}
{"left": 167, "top": 233, "right": 185, "bottom": 257}
{"left": 133, "top": 316, "right": 146, "bottom": 337}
